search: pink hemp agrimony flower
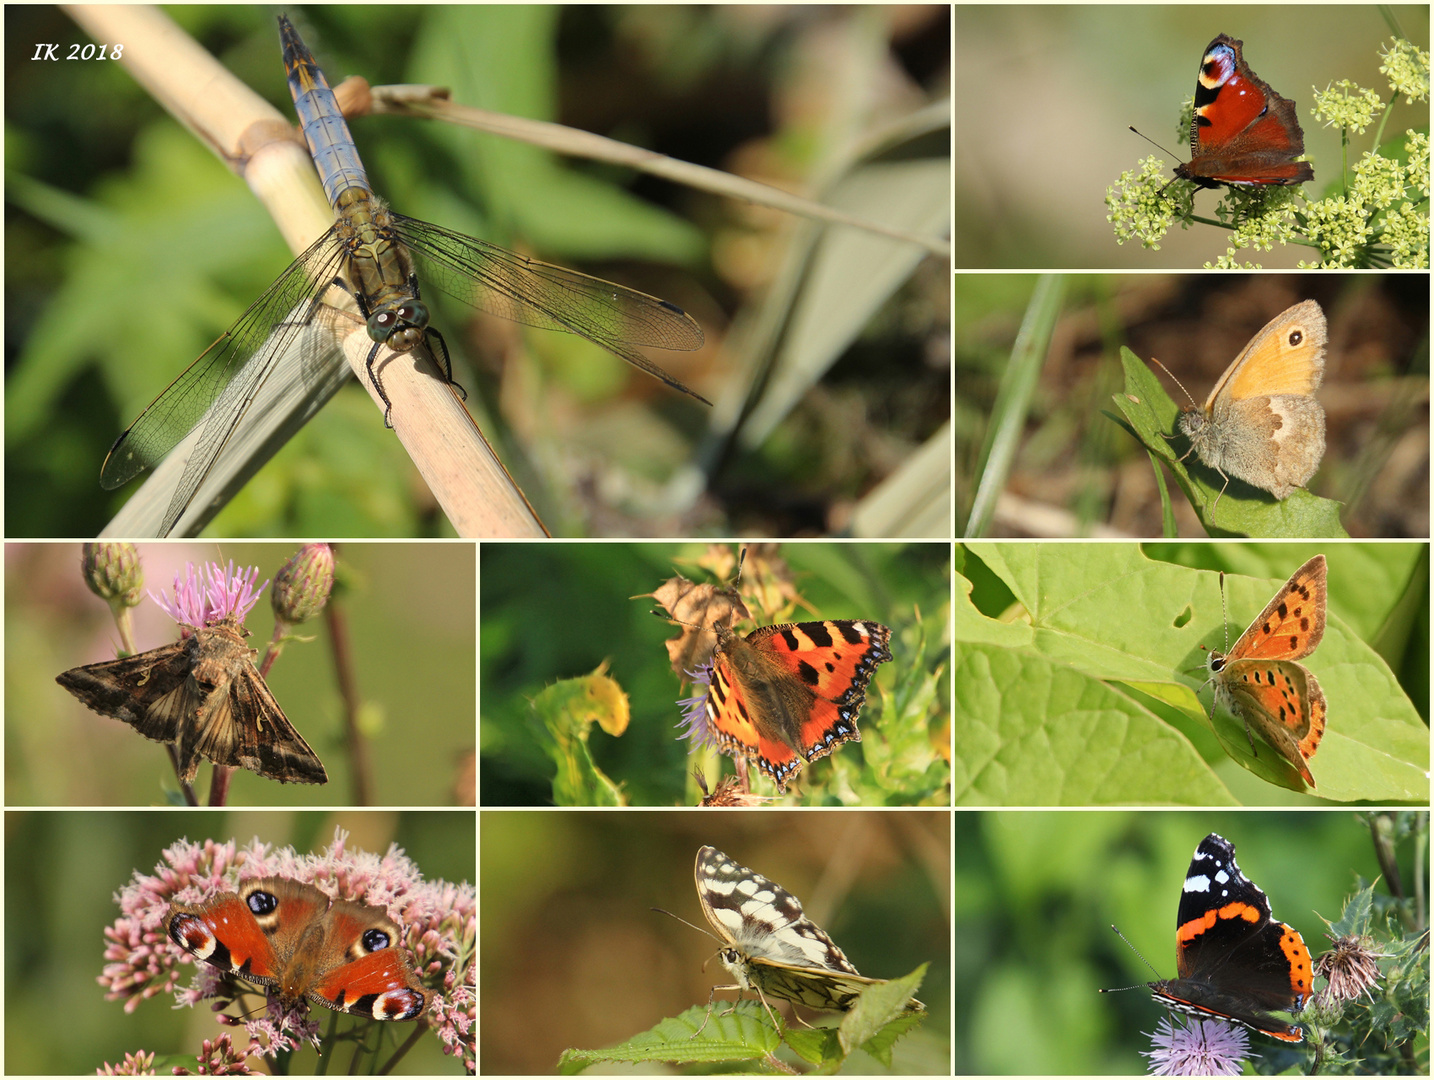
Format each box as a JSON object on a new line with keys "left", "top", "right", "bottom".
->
{"left": 99, "top": 829, "right": 474, "bottom": 1070}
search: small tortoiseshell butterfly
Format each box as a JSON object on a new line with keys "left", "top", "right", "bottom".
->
{"left": 703, "top": 618, "right": 892, "bottom": 792}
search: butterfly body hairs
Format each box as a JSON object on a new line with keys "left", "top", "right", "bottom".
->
{"left": 1201, "top": 556, "right": 1328, "bottom": 787}
{"left": 166, "top": 877, "right": 430, "bottom": 1022}
{"left": 1173, "top": 34, "right": 1313, "bottom": 189}
{"left": 1160, "top": 300, "right": 1326, "bottom": 512}
{"left": 678, "top": 845, "right": 922, "bottom": 1034}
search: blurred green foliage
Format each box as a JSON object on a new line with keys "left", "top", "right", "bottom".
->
{"left": 954, "top": 810, "right": 1427, "bottom": 1074}
{"left": 480, "top": 542, "right": 951, "bottom": 805}
{"left": 3, "top": 810, "right": 473, "bottom": 1074}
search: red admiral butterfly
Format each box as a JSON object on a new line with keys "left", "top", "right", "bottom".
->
{"left": 1148, "top": 833, "right": 1312, "bottom": 1041}
{"left": 1174, "top": 35, "right": 1314, "bottom": 188}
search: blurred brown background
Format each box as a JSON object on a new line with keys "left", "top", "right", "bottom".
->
{"left": 955, "top": 274, "right": 1429, "bottom": 537}
{"left": 954, "top": 6, "right": 1429, "bottom": 268}
{"left": 480, "top": 810, "right": 950, "bottom": 1074}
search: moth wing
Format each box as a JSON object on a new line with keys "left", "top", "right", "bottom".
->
{"left": 56, "top": 646, "right": 193, "bottom": 739}
{"left": 182, "top": 670, "right": 244, "bottom": 780}
{"left": 1227, "top": 555, "right": 1327, "bottom": 662}
{"left": 227, "top": 666, "right": 328, "bottom": 785}
{"left": 1209, "top": 300, "right": 1326, "bottom": 406}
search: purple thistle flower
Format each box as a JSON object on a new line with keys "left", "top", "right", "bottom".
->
{"left": 1142, "top": 1016, "right": 1253, "bottom": 1075}
{"left": 676, "top": 661, "right": 716, "bottom": 749}
{"left": 150, "top": 562, "right": 267, "bottom": 629}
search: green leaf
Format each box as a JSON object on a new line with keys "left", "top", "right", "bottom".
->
{"left": 838, "top": 965, "right": 928, "bottom": 1062}
{"left": 956, "top": 544, "right": 1428, "bottom": 803}
{"left": 1111, "top": 347, "right": 1347, "bottom": 537}
{"left": 558, "top": 1003, "right": 782, "bottom": 1073}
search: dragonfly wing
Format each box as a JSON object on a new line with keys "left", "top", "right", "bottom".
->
{"left": 104, "top": 301, "right": 359, "bottom": 537}
{"left": 100, "top": 228, "right": 348, "bottom": 492}
{"left": 391, "top": 215, "right": 709, "bottom": 402}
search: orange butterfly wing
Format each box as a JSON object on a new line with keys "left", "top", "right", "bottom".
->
{"left": 1215, "top": 555, "right": 1329, "bottom": 786}
{"left": 705, "top": 620, "right": 892, "bottom": 792}
{"left": 1224, "top": 555, "right": 1327, "bottom": 662}
{"left": 1211, "top": 300, "right": 1327, "bottom": 404}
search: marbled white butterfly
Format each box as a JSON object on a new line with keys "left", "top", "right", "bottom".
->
{"left": 685, "top": 845, "right": 923, "bottom": 1032}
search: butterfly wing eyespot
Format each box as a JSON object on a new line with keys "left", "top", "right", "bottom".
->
{"left": 167, "top": 879, "right": 431, "bottom": 1022}
{"left": 1221, "top": 301, "right": 1327, "bottom": 402}
{"left": 1173, "top": 35, "right": 1313, "bottom": 188}
{"left": 361, "top": 927, "right": 392, "bottom": 952}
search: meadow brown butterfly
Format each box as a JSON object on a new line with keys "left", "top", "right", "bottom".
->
{"left": 1202, "top": 555, "right": 1327, "bottom": 787}
{"left": 1172, "top": 300, "right": 1327, "bottom": 510}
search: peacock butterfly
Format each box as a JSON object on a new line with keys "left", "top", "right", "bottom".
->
{"left": 704, "top": 619, "right": 893, "bottom": 792}
{"left": 1173, "top": 34, "right": 1314, "bottom": 188}
{"left": 166, "top": 877, "right": 430, "bottom": 1022}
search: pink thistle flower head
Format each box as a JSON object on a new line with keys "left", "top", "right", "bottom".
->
{"left": 1142, "top": 1015, "right": 1253, "bottom": 1076}
{"left": 151, "top": 562, "right": 267, "bottom": 629}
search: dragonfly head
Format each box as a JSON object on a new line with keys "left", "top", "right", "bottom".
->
{"left": 367, "top": 301, "right": 430, "bottom": 351}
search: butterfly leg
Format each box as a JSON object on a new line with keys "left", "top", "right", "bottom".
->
{"left": 693, "top": 984, "right": 782, "bottom": 1038}
{"left": 1208, "top": 472, "right": 1231, "bottom": 515}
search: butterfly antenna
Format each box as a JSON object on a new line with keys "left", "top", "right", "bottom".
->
{"left": 1215, "top": 572, "right": 1234, "bottom": 653}
{"left": 1128, "top": 125, "right": 1179, "bottom": 159}
{"left": 1147, "top": 356, "right": 1199, "bottom": 411}
{"left": 651, "top": 906, "right": 723, "bottom": 946}
{"left": 1097, "top": 923, "right": 1164, "bottom": 993}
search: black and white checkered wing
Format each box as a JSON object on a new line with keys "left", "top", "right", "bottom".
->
{"left": 694, "top": 845, "right": 879, "bottom": 1011}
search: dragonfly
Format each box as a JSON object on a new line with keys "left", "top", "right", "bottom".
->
{"left": 101, "top": 14, "right": 708, "bottom": 535}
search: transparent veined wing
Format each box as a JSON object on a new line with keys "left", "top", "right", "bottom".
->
{"left": 389, "top": 214, "right": 708, "bottom": 403}
{"left": 100, "top": 228, "right": 357, "bottom": 534}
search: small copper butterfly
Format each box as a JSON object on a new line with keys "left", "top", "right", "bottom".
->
{"left": 1173, "top": 301, "right": 1327, "bottom": 513}
{"left": 1201, "top": 555, "right": 1328, "bottom": 787}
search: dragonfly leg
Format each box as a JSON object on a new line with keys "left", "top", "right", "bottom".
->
{"left": 423, "top": 326, "right": 468, "bottom": 402}
{"left": 363, "top": 341, "right": 397, "bottom": 428}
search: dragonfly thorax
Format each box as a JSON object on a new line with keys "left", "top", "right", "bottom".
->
{"left": 367, "top": 302, "right": 430, "bottom": 350}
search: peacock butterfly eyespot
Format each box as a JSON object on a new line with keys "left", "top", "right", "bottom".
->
{"left": 166, "top": 876, "right": 431, "bottom": 1023}
{"left": 1170, "top": 34, "right": 1314, "bottom": 190}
